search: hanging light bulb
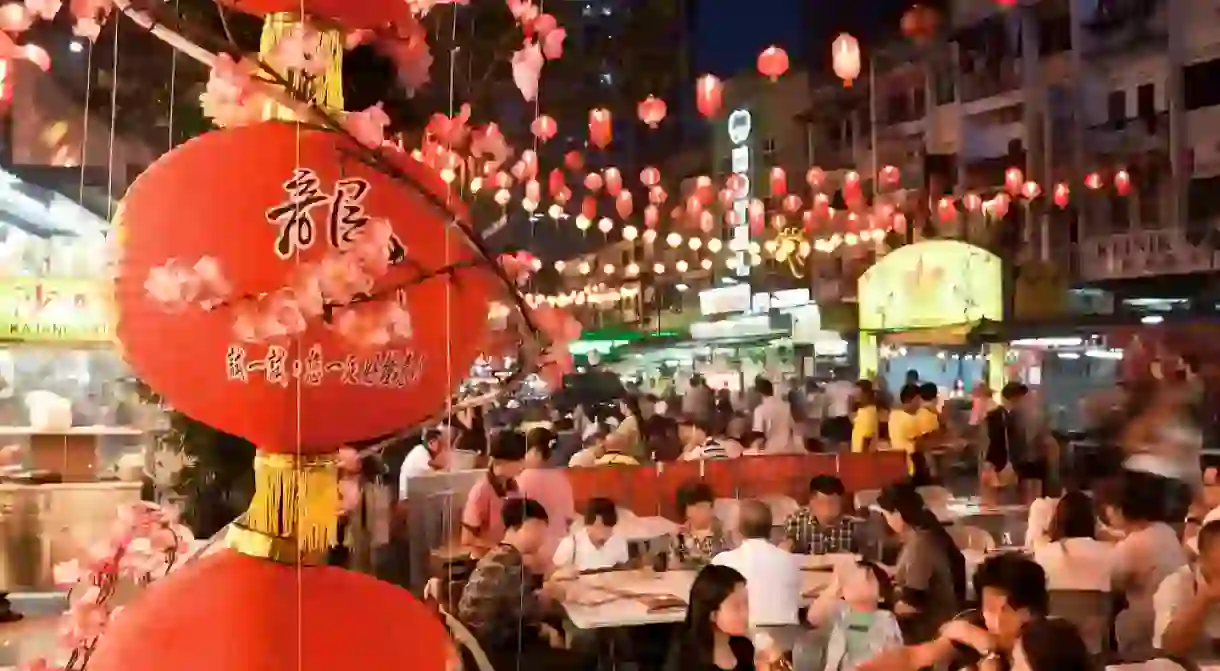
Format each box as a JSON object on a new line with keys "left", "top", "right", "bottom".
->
{"left": 575, "top": 215, "right": 591, "bottom": 230}
{"left": 578, "top": 261, "right": 591, "bottom": 275}
{"left": 548, "top": 204, "right": 564, "bottom": 219}
{"left": 494, "top": 189, "right": 511, "bottom": 206}
{"left": 688, "top": 237, "right": 703, "bottom": 250}
{"left": 626, "top": 263, "right": 639, "bottom": 276}
{"left": 554, "top": 260, "right": 566, "bottom": 272}
{"left": 707, "top": 238, "right": 723, "bottom": 253}
{"left": 622, "top": 225, "right": 639, "bottom": 240}
{"left": 676, "top": 260, "right": 689, "bottom": 273}
{"left": 701, "top": 258, "right": 713, "bottom": 270}
{"left": 666, "top": 232, "right": 682, "bottom": 248}
{"left": 603, "top": 263, "right": 615, "bottom": 275}
{"left": 597, "top": 218, "right": 614, "bottom": 234}
{"left": 653, "top": 262, "right": 665, "bottom": 274}
{"left": 642, "top": 229, "right": 657, "bottom": 244}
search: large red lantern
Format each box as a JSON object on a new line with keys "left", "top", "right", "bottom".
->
{"left": 901, "top": 4, "right": 941, "bottom": 43}
{"left": 695, "top": 74, "right": 723, "bottom": 118}
{"left": 217, "top": 0, "right": 414, "bottom": 29}
{"left": 757, "top": 46, "right": 789, "bottom": 81}
{"left": 89, "top": 550, "right": 451, "bottom": 671}
{"left": 114, "top": 122, "right": 493, "bottom": 454}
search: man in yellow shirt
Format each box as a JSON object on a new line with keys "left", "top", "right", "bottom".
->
{"left": 911, "top": 382, "right": 942, "bottom": 484}
{"left": 888, "top": 384, "right": 922, "bottom": 472}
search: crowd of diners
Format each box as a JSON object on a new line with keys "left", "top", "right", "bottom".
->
{"left": 377, "top": 365, "right": 1220, "bottom": 671}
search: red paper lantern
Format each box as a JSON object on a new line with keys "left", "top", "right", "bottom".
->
{"left": 1084, "top": 171, "right": 1103, "bottom": 190}
{"left": 769, "top": 166, "right": 788, "bottom": 197}
{"left": 1004, "top": 166, "right": 1024, "bottom": 194}
{"left": 114, "top": 122, "right": 492, "bottom": 453}
{"left": 217, "top": 0, "right": 413, "bottom": 29}
{"left": 89, "top": 550, "right": 450, "bottom": 671}
{"left": 1114, "top": 169, "right": 1132, "bottom": 196}
{"left": 615, "top": 191, "right": 633, "bottom": 218}
{"left": 640, "top": 166, "right": 661, "bottom": 187}
{"left": 603, "top": 167, "right": 623, "bottom": 196}
{"left": 530, "top": 115, "right": 557, "bottom": 142}
{"left": 637, "top": 95, "right": 667, "bottom": 128}
{"left": 588, "top": 108, "right": 612, "bottom": 149}
{"left": 901, "top": 4, "right": 941, "bottom": 43}
{"left": 564, "top": 150, "right": 584, "bottom": 171}
{"left": 1053, "top": 182, "right": 1070, "bottom": 208}
{"left": 584, "top": 172, "right": 604, "bottom": 192}
{"left": 757, "top": 46, "right": 789, "bottom": 82}
{"left": 695, "top": 74, "right": 723, "bottom": 118}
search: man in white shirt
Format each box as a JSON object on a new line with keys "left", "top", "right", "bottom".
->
{"left": 821, "top": 378, "right": 856, "bottom": 448}
{"left": 712, "top": 500, "right": 802, "bottom": 627}
{"left": 752, "top": 378, "right": 799, "bottom": 454}
{"left": 552, "top": 497, "right": 629, "bottom": 572}
{"left": 1154, "top": 520, "right": 1220, "bottom": 656}
{"left": 397, "top": 426, "right": 455, "bottom": 500}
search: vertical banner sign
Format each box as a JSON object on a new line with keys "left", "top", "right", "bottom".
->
{"left": 728, "top": 109, "right": 752, "bottom": 278}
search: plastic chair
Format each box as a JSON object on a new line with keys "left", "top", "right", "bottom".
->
{"left": 761, "top": 495, "right": 800, "bottom": 522}
{"left": 1048, "top": 590, "right": 1114, "bottom": 655}
{"left": 948, "top": 524, "right": 996, "bottom": 552}
{"left": 439, "top": 605, "right": 496, "bottom": 671}
{"left": 854, "top": 489, "right": 881, "bottom": 511}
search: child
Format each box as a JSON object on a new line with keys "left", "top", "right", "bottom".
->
{"left": 805, "top": 561, "right": 903, "bottom": 671}
{"left": 552, "top": 497, "right": 629, "bottom": 573}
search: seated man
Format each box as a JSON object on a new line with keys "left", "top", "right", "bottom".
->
{"left": 860, "top": 553, "right": 1048, "bottom": 671}
{"left": 1155, "top": 519, "right": 1220, "bottom": 657}
{"left": 552, "top": 497, "right": 630, "bottom": 573}
{"left": 782, "top": 474, "right": 862, "bottom": 554}
{"left": 457, "top": 497, "right": 574, "bottom": 669}
{"left": 713, "top": 500, "right": 802, "bottom": 628}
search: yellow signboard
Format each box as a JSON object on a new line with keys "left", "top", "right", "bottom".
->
{"left": 0, "top": 277, "right": 111, "bottom": 342}
{"left": 857, "top": 240, "right": 1003, "bottom": 331}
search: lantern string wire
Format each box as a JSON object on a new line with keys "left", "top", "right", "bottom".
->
{"left": 77, "top": 42, "right": 93, "bottom": 204}
{"left": 106, "top": 21, "right": 121, "bottom": 222}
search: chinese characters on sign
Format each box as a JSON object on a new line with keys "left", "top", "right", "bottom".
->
{"left": 225, "top": 343, "right": 425, "bottom": 389}
{"left": 265, "top": 169, "right": 406, "bottom": 263}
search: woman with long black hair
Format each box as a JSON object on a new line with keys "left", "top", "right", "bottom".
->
{"left": 875, "top": 483, "right": 966, "bottom": 644}
{"left": 665, "top": 564, "right": 779, "bottom": 671}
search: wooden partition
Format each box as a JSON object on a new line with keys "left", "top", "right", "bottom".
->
{"left": 563, "top": 452, "right": 909, "bottom": 520}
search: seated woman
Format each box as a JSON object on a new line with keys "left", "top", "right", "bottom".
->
{"left": 1012, "top": 617, "right": 1096, "bottom": 671}
{"left": 875, "top": 483, "right": 966, "bottom": 643}
{"left": 665, "top": 564, "right": 781, "bottom": 671}
{"left": 668, "top": 482, "right": 733, "bottom": 569}
{"left": 1032, "top": 490, "right": 1114, "bottom": 592}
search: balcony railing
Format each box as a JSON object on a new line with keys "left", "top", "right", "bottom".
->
{"left": 1083, "top": 113, "right": 1169, "bottom": 156}
{"left": 959, "top": 63, "right": 1021, "bottom": 104}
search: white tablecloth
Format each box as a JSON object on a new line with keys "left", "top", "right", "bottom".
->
{"left": 561, "top": 563, "right": 835, "bottom": 630}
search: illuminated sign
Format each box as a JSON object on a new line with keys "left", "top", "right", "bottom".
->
{"left": 699, "top": 283, "right": 751, "bottom": 316}
{"left": 727, "top": 108, "right": 752, "bottom": 277}
{"left": 0, "top": 278, "right": 111, "bottom": 342}
{"left": 857, "top": 240, "right": 1003, "bottom": 331}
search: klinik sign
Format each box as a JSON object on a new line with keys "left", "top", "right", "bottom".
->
{"left": 728, "top": 109, "right": 752, "bottom": 278}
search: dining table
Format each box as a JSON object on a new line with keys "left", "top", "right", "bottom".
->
{"left": 560, "top": 553, "right": 853, "bottom": 630}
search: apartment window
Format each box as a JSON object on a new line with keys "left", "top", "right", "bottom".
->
{"left": 1109, "top": 191, "right": 1131, "bottom": 233}
{"left": 1107, "top": 90, "right": 1126, "bottom": 128}
{"left": 1184, "top": 58, "right": 1220, "bottom": 110}
{"left": 1136, "top": 83, "right": 1155, "bottom": 117}
{"left": 1188, "top": 176, "right": 1220, "bottom": 222}
{"left": 1138, "top": 164, "right": 1163, "bottom": 228}
{"left": 762, "top": 138, "right": 777, "bottom": 163}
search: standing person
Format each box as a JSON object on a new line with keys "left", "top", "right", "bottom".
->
{"left": 460, "top": 430, "right": 528, "bottom": 556}
{"left": 888, "top": 385, "right": 922, "bottom": 478}
{"left": 802, "top": 378, "right": 826, "bottom": 450}
{"left": 982, "top": 383, "right": 1029, "bottom": 503}
{"left": 665, "top": 564, "right": 780, "bottom": 671}
{"left": 823, "top": 375, "right": 856, "bottom": 451}
{"left": 851, "top": 380, "right": 881, "bottom": 454}
{"left": 608, "top": 395, "right": 647, "bottom": 462}
{"left": 516, "top": 427, "right": 576, "bottom": 564}
{"left": 684, "top": 374, "right": 715, "bottom": 425}
{"left": 753, "top": 378, "right": 798, "bottom": 454}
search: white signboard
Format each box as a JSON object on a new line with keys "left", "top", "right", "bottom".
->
{"left": 699, "top": 284, "right": 752, "bottom": 316}
{"left": 1078, "top": 230, "right": 1220, "bottom": 281}
{"left": 728, "top": 109, "right": 752, "bottom": 278}
{"left": 690, "top": 315, "right": 773, "bottom": 340}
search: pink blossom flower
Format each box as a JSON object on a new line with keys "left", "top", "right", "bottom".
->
{"left": 344, "top": 29, "right": 373, "bottom": 49}
{"left": 425, "top": 103, "right": 471, "bottom": 148}
{"left": 497, "top": 252, "right": 536, "bottom": 285}
{"left": 470, "top": 124, "right": 510, "bottom": 163}
{"left": 541, "top": 27, "right": 565, "bottom": 60}
{"left": 344, "top": 103, "right": 391, "bottom": 149}
{"left": 383, "top": 301, "right": 413, "bottom": 340}
{"left": 316, "top": 253, "right": 373, "bottom": 304}
{"left": 375, "top": 26, "right": 432, "bottom": 94}
{"left": 507, "top": 0, "right": 537, "bottom": 24}
{"left": 510, "top": 41, "right": 543, "bottom": 102}
{"left": 59, "top": 588, "right": 109, "bottom": 649}
{"left": 199, "top": 55, "right": 261, "bottom": 127}
{"left": 143, "top": 261, "right": 197, "bottom": 308}
{"left": 266, "top": 23, "right": 330, "bottom": 75}
{"left": 20, "top": 658, "right": 63, "bottom": 671}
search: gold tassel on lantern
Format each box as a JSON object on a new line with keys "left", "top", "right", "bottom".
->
{"left": 258, "top": 12, "right": 345, "bottom": 120}
{"left": 228, "top": 452, "right": 339, "bottom": 564}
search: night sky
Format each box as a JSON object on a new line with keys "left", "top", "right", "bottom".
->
{"left": 694, "top": 0, "right": 947, "bottom": 77}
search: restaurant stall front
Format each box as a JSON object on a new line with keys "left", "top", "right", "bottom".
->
{"left": 0, "top": 168, "right": 153, "bottom": 591}
{"left": 857, "top": 240, "right": 1006, "bottom": 396}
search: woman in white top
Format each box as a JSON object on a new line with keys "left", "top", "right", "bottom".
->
{"left": 1032, "top": 491, "right": 1114, "bottom": 592}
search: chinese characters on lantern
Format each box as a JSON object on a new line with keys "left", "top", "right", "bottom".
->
{"left": 225, "top": 343, "right": 425, "bottom": 388}
{"left": 727, "top": 108, "right": 753, "bottom": 277}
{"left": 265, "top": 168, "right": 405, "bottom": 263}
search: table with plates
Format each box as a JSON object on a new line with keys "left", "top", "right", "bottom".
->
{"left": 560, "top": 554, "right": 852, "bottom": 630}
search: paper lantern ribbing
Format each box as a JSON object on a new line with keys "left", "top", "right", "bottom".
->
{"left": 114, "top": 121, "right": 492, "bottom": 455}
{"left": 88, "top": 550, "right": 451, "bottom": 671}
